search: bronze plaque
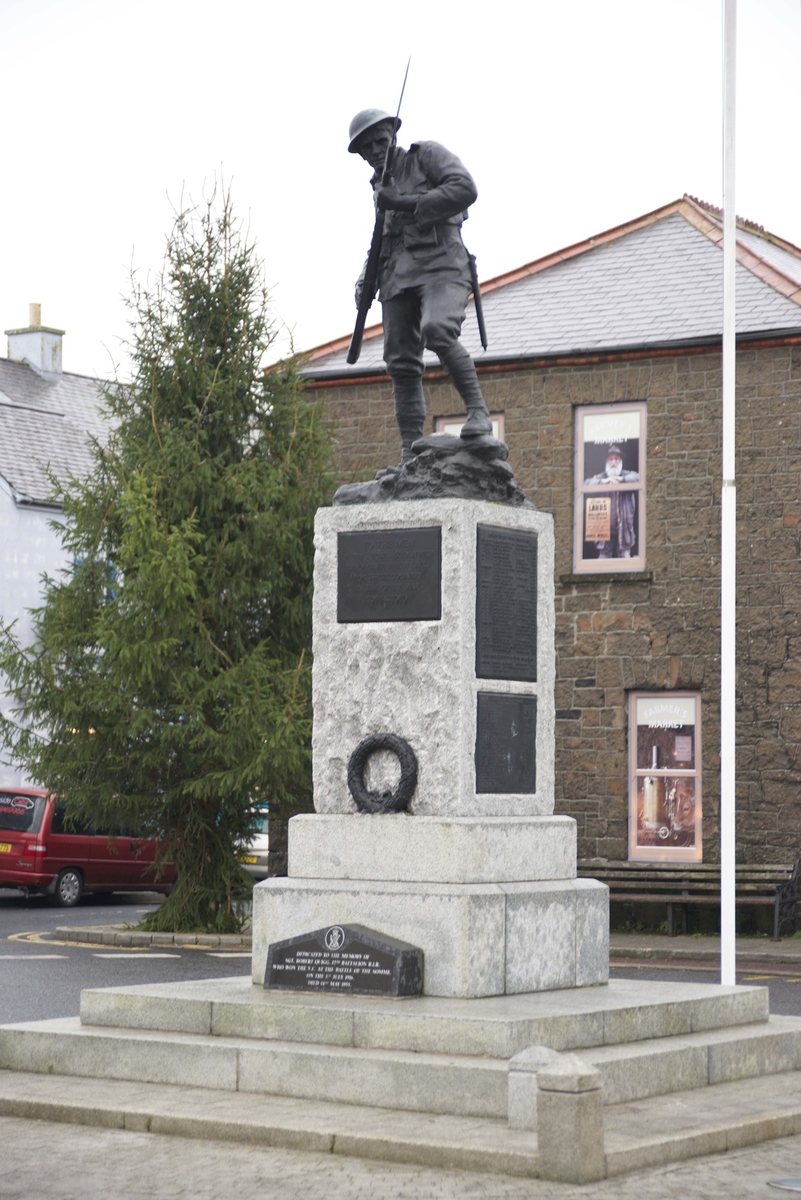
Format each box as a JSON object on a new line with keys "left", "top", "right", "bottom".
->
{"left": 475, "top": 525, "right": 537, "bottom": 681}
{"left": 337, "top": 527, "right": 441, "bottom": 623}
{"left": 475, "top": 692, "right": 537, "bottom": 794}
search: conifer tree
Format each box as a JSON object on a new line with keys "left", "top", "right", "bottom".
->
{"left": 0, "top": 192, "right": 336, "bottom": 932}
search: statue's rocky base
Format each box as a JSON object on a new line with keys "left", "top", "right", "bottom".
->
{"left": 334, "top": 433, "right": 533, "bottom": 507}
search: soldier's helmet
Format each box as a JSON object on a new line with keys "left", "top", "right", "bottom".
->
{"left": 348, "top": 108, "right": 400, "bottom": 153}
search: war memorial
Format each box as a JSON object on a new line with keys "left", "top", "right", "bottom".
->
{"left": 2, "top": 109, "right": 801, "bottom": 1184}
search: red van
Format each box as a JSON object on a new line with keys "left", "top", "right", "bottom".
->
{"left": 0, "top": 788, "right": 175, "bottom": 906}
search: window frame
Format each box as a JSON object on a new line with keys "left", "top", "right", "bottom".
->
{"left": 628, "top": 690, "right": 703, "bottom": 863}
{"left": 573, "top": 402, "right": 647, "bottom": 574}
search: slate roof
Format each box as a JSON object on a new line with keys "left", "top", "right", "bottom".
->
{"left": 300, "top": 195, "right": 801, "bottom": 381}
{"left": 0, "top": 358, "right": 108, "bottom": 505}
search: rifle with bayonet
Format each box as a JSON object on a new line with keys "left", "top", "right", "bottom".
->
{"left": 347, "top": 62, "right": 410, "bottom": 366}
{"left": 467, "top": 253, "right": 488, "bottom": 352}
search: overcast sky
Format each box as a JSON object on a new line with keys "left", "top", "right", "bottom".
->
{"left": 2, "top": 0, "right": 800, "bottom": 380}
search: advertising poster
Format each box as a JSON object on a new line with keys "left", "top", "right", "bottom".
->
{"left": 584, "top": 496, "right": 611, "bottom": 542}
{"left": 574, "top": 404, "right": 645, "bottom": 570}
{"left": 629, "top": 693, "right": 702, "bottom": 862}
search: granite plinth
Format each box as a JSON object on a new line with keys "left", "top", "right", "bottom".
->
{"left": 252, "top": 875, "right": 608, "bottom": 999}
{"left": 288, "top": 814, "right": 577, "bottom": 884}
{"left": 312, "top": 500, "right": 555, "bottom": 818}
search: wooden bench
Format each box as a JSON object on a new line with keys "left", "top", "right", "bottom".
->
{"left": 576, "top": 859, "right": 801, "bottom": 939}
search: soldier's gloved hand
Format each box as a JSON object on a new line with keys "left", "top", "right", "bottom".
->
{"left": 375, "top": 186, "right": 419, "bottom": 214}
{"left": 355, "top": 280, "right": 364, "bottom": 309}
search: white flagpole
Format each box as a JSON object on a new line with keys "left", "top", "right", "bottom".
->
{"left": 720, "top": 0, "right": 737, "bottom": 987}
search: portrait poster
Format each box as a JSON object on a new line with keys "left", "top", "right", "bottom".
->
{"left": 574, "top": 404, "right": 646, "bottom": 572}
{"left": 628, "top": 693, "right": 702, "bottom": 862}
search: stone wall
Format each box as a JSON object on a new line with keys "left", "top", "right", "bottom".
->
{"left": 313, "top": 343, "right": 801, "bottom": 863}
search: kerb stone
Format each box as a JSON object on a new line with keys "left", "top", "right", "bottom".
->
{"left": 507, "top": 1044, "right": 560, "bottom": 1129}
{"left": 537, "top": 1054, "right": 605, "bottom": 1183}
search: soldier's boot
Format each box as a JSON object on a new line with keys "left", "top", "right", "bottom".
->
{"left": 438, "top": 342, "right": 492, "bottom": 438}
{"left": 394, "top": 377, "right": 426, "bottom": 464}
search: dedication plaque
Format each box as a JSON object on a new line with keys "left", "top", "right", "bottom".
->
{"left": 264, "top": 923, "right": 424, "bottom": 997}
{"left": 475, "top": 692, "right": 537, "bottom": 794}
{"left": 337, "top": 528, "right": 441, "bottom": 623}
{"left": 475, "top": 525, "right": 537, "bottom": 681}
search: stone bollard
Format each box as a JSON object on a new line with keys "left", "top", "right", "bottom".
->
{"left": 535, "top": 1054, "right": 605, "bottom": 1184}
{"left": 507, "top": 1045, "right": 560, "bottom": 1129}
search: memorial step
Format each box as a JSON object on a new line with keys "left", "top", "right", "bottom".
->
{"left": 1, "top": 995, "right": 795, "bottom": 1120}
{"left": 4, "top": 1065, "right": 801, "bottom": 1180}
{"left": 0, "top": 1067, "right": 539, "bottom": 1177}
{"left": 576, "top": 1014, "right": 801, "bottom": 1104}
{"left": 603, "top": 1066, "right": 801, "bottom": 1177}
{"left": 0, "top": 1018, "right": 510, "bottom": 1118}
{"left": 77, "top": 975, "right": 769, "bottom": 1058}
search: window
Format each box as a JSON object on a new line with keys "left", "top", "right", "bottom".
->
{"left": 51, "top": 806, "right": 103, "bottom": 836}
{"left": 0, "top": 793, "right": 46, "bottom": 834}
{"left": 573, "top": 403, "right": 646, "bottom": 573}
{"left": 628, "top": 692, "right": 702, "bottom": 862}
{"left": 435, "top": 413, "right": 505, "bottom": 441}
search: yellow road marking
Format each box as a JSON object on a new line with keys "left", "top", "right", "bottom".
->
{"left": 9, "top": 931, "right": 70, "bottom": 945}
{"left": 6, "top": 930, "right": 246, "bottom": 952}
{"left": 8, "top": 930, "right": 152, "bottom": 950}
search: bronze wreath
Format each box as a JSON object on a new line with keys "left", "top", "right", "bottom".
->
{"left": 347, "top": 733, "right": 419, "bottom": 813}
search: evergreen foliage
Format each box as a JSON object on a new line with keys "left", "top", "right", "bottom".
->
{"left": 0, "top": 192, "right": 337, "bottom": 932}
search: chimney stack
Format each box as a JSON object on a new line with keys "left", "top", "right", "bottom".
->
{"left": 5, "top": 303, "right": 65, "bottom": 376}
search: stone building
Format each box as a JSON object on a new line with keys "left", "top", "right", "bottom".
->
{"left": 299, "top": 195, "right": 801, "bottom": 870}
{"left": 0, "top": 306, "right": 104, "bottom": 787}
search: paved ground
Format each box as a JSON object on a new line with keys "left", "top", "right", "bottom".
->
{"left": 3, "top": 1114, "right": 801, "bottom": 1199}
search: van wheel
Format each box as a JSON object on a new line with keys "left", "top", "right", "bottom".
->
{"left": 54, "top": 868, "right": 83, "bottom": 907}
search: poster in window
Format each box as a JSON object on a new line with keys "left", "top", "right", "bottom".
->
{"left": 634, "top": 776, "right": 698, "bottom": 851}
{"left": 575, "top": 405, "right": 645, "bottom": 570}
{"left": 584, "top": 497, "right": 611, "bottom": 542}
{"left": 629, "top": 693, "right": 702, "bottom": 862}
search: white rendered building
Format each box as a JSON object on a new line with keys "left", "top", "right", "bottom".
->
{"left": 0, "top": 306, "right": 106, "bottom": 787}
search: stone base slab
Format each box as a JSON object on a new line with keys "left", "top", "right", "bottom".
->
{"left": 252, "top": 875, "right": 609, "bottom": 999}
{"left": 288, "top": 813, "right": 577, "bottom": 884}
{"left": 78, "top": 976, "right": 770, "bottom": 1059}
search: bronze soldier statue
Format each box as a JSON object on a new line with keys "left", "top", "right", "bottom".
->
{"left": 348, "top": 108, "right": 492, "bottom": 465}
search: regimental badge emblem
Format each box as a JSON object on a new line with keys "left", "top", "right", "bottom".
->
{"left": 324, "top": 926, "right": 345, "bottom": 950}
